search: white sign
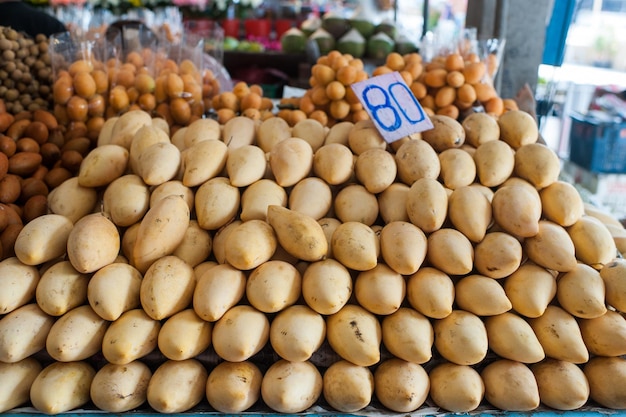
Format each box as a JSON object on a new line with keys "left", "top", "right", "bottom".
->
{"left": 351, "top": 71, "right": 434, "bottom": 143}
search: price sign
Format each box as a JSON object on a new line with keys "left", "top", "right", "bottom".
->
{"left": 351, "top": 71, "right": 434, "bottom": 143}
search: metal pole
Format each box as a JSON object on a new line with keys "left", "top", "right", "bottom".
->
{"left": 494, "top": 0, "right": 508, "bottom": 38}
{"left": 494, "top": 0, "right": 508, "bottom": 94}
{"left": 422, "top": 0, "right": 429, "bottom": 37}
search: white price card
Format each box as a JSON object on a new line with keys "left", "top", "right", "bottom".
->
{"left": 351, "top": 71, "right": 434, "bottom": 143}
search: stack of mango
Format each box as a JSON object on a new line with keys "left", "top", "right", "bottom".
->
{"left": 1, "top": 87, "right": 626, "bottom": 416}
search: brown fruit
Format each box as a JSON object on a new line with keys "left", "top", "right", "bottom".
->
{"left": 0, "top": 113, "right": 15, "bottom": 133}
{"left": 23, "top": 194, "right": 49, "bottom": 223}
{"left": 166, "top": 73, "right": 185, "bottom": 99}
{"left": 0, "top": 174, "right": 21, "bottom": 203}
{"left": 1, "top": 222, "right": 22, "bottom": 259}
{"left": 66, "top": 95, "right": 89, "bottom": 122}
{"left": 92, "top": 69, "right": 109, "bottom": 94}
{"left": 0, "top": 152, "right": 8, "bottom": 179}
{"left": 74, "top": 71, "right": 97, "bottom": 99}
{"left": 60, "top": 149, "right": 83, "bottom": 173}
{"left": 44, "top": 166, "right": 73, "bottom": 188}
{"left": 20, "top": 177, "right": 48, "bottom": 202}
{"left": 88, "top": 94, "right": 106, "bottom": 117}
{"left": 32, "top": 110, "right": 58, "bottom": 131}
{"left": 0, "top": 135, "right": 17, "bottom": 157}
{"left": 16, "top": 138, "right": 40, "bottom": 154}
{"left": 170, "top": 98, "right": 191, "bottom": 126}
{"left": 23, "top": 121, "right": 49, "bottom": 144}
{"left": 6, "top": 119, "right": 30, "bottom": 140}
{"left": 463, "top": 62, "right": 486, "bottom": 84}
{"left": 0, "top": 113, "right": 15, "bottom": 132}
{"left": 53, "top": 78, "right": 74, "bottom": 105}
{"left": 62, "top": 137, "right": 92, "bottom": 156}
{"left": 8, "top": 152, "right": 42, "bottom": 176}
{"left": 109, "top": 86, "right": 130, "bottom": 112}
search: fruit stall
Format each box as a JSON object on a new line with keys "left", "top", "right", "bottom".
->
{"left": 2, "top": 2, "right": 626, "bottom": 416}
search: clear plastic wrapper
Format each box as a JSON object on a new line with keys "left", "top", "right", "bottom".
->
{"left": 49, "top": 30, "right": 119, "bottom": 138}
{"left": 477, "top": 37, "right": 506, "bottom": 81}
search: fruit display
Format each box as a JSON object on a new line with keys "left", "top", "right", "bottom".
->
{"left": 51, "top": 54, "right": 209, "bottom": 139}
{"left": 278, "top": 49, "right": 513, "bottom": 127}
{"left": 1, "top": 81, "right": 626, "bottom": 416}
{"left": 221, "top": 33, "right": 268, "bottom": 53}
{"left": 2, "top": 28, "right": 626, "bottom": 416}
{"left": 209, "top": 81, "right": 275, "bottom": 124}
{"left": 288, "top": 13, "right": 415, "bottom": 59}
{"left": 0, "top": 27, "right": 53, "bottom": 115}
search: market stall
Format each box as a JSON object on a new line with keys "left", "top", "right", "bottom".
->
{"left": 1, "top": 2, "right": 626, "bottom": 416}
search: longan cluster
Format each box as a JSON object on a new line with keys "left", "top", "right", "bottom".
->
{"left": 274, "top": 97, "right": 311, "bottom": 127}
{"left": 0, "top": 27, "right": 53, "bottom": 114}
{"left": 295, "top": 50, "right": 516, "bottom": 126}
{"left": 297, "top": 50, "right": 371, "bottom": 126}
{"left": 50, "top": 48, "right": 222, "bottom": 140}
{"left": 106, "top": 50, "right": 220, "bottom": 131}
{"left": 293, "top": 51, "right": 428, "bottom": 127}
{"left": 403, "top": 52, "right": 518, "bottom": 119}
{"left": 210, "top": 81, "right": 274, "bottom": 124}
{"left": 120, "top": 54, "right": 200, "bottom": 125}
{"left": 52, "top": 58, "right": 109, "bottom": 143}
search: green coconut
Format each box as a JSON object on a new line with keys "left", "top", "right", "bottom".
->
{"left": 322, "top": 12, "right": 351, "bottom": 40}
{"left": 300, "top": 16, "right": 321, "bottom": 38}
{"left": 336, "top": 28, "right": 366, "bottom": 58}
{"left": 395, "top": 33, "right": 418, "bottom": 55}
{"left": 367, "top": 31, "right": 395, "bottom": 60}
{"left": 309, "top": 28, "right": 335, "bottom": 56}
{"left": 375, "top": 19, "right": 397, "bottom": 41}
{"left": 349, "top": 17, "right": 376, "bottom": 39}
{"left": 281, "top": 27, "right": 307, "bottom": 54}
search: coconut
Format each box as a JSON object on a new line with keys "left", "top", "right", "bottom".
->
{"left": 322, "top": 12, "right": 351, "bottom": 40}
{"left": 375, "top": 19, "right": 397, "bottom": 41}
{"left": 367, "top": 31, "right": 395, "bottom": 60}
{"left": 300, "top": 16, "right": 321, "bottom": 38}
{"left": 281, "top": 27, "right": 307, "bottom": 54}
{"left": 309, "top": 28, "right": 336, "bottom": 56}
{"left": 350, "top": 17, "right": 376, "bottom": 39}
{"left": 394, "top": 34, "right": 418, "bottom": 55}
{"left": 336, "top": 28, "right": 366, "bottom": 58}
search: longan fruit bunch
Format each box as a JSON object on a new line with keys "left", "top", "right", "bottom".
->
{"left": 370, "top": 51, "right": 425, "bottom": 84}
{"left": 153, "top": 58, "right": 205, "bottom": 128}
{"left": 0, "top": 27, "right": 54, "bottom": 115}
{"left": 275, "top": 96, "right": 312, "bottom": 127}
{"left": 297, "top": 50, "right": 370, "bottom": 126}
{"left": 210, "top": 81, "right": 274, "bottom": 124}
{"left": 106, "top": 50, "right": 206, "bottom": 130}
{"left": 200, "top": 68, "right": 222, "bottom": 112}
{"left": 395, "top": 51, "right": 518, "bottom": 119}
{"left": 51, "top": 57, "right": 109, "bottom": 143}
{"left": 105, "top": 50, "right": 152, "bottom": 117}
